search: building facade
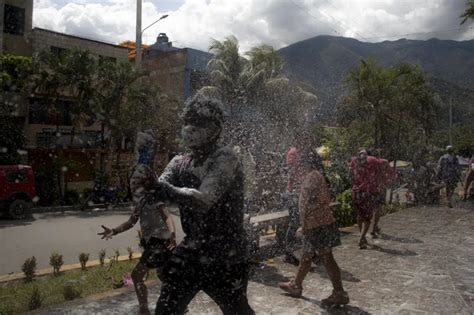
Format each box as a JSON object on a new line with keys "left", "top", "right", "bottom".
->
{"left": 0, "top": 0, "right": 33, "bottom": 55}
{"left": 1, "top": 0, "right": 130, "bottom": 192}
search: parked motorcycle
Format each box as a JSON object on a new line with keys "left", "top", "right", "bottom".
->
{"left": 81, "top": 179, "right": 127, "bottom": 211}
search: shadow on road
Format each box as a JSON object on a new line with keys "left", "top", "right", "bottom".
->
{"left": 369, "top": 244, "right": 418, "bottom": 256}
{"left": 300, "top": 296, "right": 371, "bottom": 315}
{"left": 310, "top": 265, "right": 361, "bottom": 283}
{"left": 250, "top": 264, "right": 289, "bottom": 287}
{"left": 379, "top": 233, "right": 424, "bottom": 244}
{"left": 0, "top": 215, "right": 36, "bottom": 228}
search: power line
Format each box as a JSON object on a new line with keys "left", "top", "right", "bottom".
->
{"left": 323, "top": 0, "right": 378, "bottom": 38}
{"left": 288, "top": 0, "right": 474, "bottom": 41}
{"left": 289, "top": 0, "right": 343, "bottom": 37}
{"left": 363, "top": 26, "right": 474, "bottom": 41}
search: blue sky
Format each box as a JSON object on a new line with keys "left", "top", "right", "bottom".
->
{"left": 33, "top": 0, "right": 474, "bottom": 52}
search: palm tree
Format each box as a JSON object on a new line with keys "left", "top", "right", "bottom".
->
{"left": 461, "top": 1, "right": 474, "bottom": 24}
{"left": 206, "top": 36, "right": 245, "bottom": 113}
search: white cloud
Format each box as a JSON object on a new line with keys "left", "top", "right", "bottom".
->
{"left": 33, "top": 0, "right": 474, "bottom": 52}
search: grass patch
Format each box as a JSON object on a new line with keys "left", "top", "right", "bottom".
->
{"left": 0, "top": 260, "right": 157, "bottom": 314}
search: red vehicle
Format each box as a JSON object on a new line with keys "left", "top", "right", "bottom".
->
{"left": 0, "top": 165, "right": 37, "bottom": 219}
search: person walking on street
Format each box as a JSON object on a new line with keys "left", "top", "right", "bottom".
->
{"left": 438, "top": 145, "right": 461, "bottom": 207}
{"left": 278, "top": 150, "right": 349, "bottom": 306}
{"left": 462, "top": 152, "right": 473, "bottom": 201}
{"left": 351, "top": 149, "right": 381, "bottom": 249}
{"left": 282, "top": 145, "right": 304, "bottom": 265}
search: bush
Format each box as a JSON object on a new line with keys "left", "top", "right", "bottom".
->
{"left": 108, "top": 256, "right": 117, "bottom": 270}
{"left": 127, "top": 247, "right": 133, "bottom": 260}
{"left": 334, "top": 189, "right": 356, "bottom": 227}
{"left": 99, "top": 249, "right": 106, "bottom": 267}
{"left": 62, "top": 281, "right": 82, "bottom": 301}
{"left": 79, "top": 253, "right": 89, "bottom": 270}
{"left": 28, "top": 286, "right": 43, "bottom": 310}
{"left": 22, "top": 256, "right": 37, "bottom": 282}
{"left": 49, "top": 252, "right": 64, "bottom": 276}
{"left": 114, "top": 249, "right": 120, "bottom": 261}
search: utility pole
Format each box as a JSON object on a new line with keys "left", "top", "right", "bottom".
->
{"left": 135, "top": 0, "right": 142, "bottom": 69}
{"left": 449, "top": 97, "right": 453, "bottom": 145}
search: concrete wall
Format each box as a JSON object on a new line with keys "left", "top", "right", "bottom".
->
{"left": 0, "top": 0, "right": 4, "bottom": 54}
{"left": 142, "top": 49, "right": 187, "bottom": 102}
{"left": 142, "top": 49, "right": 187, "bottom": 153}
{"left": 2, "top": 0, "right": 33, "bottom": 55}
{"left": 32, "top": 28, "right": 129, "bottom": 61}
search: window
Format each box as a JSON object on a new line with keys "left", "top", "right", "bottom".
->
{"left": 29, "top": 98, "right": 73, "bottom": 126}
{"left": 6, "top": 170, "right": 28, "bottom": 183}
{"left": 36, "top": 131, "right": 54, "bottom": 148}
{"left": 3, "top": 4, "right": 25, "bottom": 35}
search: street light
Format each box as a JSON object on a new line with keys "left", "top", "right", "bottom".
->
{"left": 142, "top": 14, "right": 168, "bottom": 35}
{"left": 135, "top": 0, "right": 168, "bottom": 68}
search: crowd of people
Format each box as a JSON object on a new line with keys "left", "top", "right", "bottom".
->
{"left": 95, "top": 93, "right": 472, "bottom": 314}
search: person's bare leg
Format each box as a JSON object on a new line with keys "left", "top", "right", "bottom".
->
{"left": 446, "top": 185, "right": 454, "bottom": 207}
{"left": 360, "top": 219, "right": 370, "bottom": 249}
{"left": 319, "top": 250, "right": 343, "bottom": 292}
{"left": 294, "top": 252, "right": 313, "bottom": 288}
{"left": 357, "top": 215, "right": 362, "bottom": 232}
{"left": 278, "top": 251, "right": 313, "bottom": 297}
{"left": 319, "top": 249, "right": 349, "bottom": 305}
{"left": 131, "top": 261, "right": 150, "bottom": 314}
{"left": 372, "top": 208, "right": 381, "bottom": 234}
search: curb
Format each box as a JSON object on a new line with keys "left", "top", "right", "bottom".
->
{"left": 0, "top": 253, "right": 142, "bottom": 284}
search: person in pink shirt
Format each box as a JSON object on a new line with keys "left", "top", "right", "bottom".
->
{"left": 279, "top": 150, "right": 349, "bottom": 306}
{"left": 350, "top": 149, "right": 382, "bottom": 249}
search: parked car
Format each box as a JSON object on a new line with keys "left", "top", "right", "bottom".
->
{"left": 0, "top": 165, "right": 37, "bottom": 219}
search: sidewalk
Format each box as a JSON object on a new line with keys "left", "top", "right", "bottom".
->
{"left": 42, "top": 204, "right": 474, "bottom": 314}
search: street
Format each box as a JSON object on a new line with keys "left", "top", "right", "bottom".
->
{"left": 0, "top": 208, "right": 184, "bottom": 275}
{"left": 43, "top": 203, "right": 474, "bottom": 314}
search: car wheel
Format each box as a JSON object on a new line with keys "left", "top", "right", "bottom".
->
{"left": 9, "top": 200, "right": 32, "bottom": 219}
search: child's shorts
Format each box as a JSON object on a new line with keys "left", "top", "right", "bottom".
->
{"left": 140, "top": 237, "right": 173, "bottom": 269}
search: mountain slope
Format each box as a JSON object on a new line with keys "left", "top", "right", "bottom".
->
{"left": 278, "top": 35, "right": 474, "bottom": 121}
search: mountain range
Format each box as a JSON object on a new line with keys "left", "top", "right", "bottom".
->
{"left": 278, "top": 35, "right": 474, "bottom": 126}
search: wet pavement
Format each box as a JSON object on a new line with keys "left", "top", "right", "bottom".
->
{"left": 41, "top": 203, "right": 474, "bottom": 314}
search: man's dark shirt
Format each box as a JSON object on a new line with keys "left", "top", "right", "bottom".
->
{"left": 158, "top": 145, "right": 247, "bottom": 264}
{"left": 438, "top": 154, "right": 460, "bottom": 185}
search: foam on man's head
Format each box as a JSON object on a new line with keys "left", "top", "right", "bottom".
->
{"left": 182, "top": 93, "right": 224, "bottom": 129}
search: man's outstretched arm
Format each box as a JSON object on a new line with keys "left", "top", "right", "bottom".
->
{"left": 159, "top": 150, "right": 240, "bottom": 213}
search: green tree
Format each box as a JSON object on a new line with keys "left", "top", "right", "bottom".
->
{"left": 461, "top": 1, "right": 474, "bottom": 24}
{"left": 33, "top": 50, "right": 169, "bottom": 189}
{"left": 337, "top": 58, "right": 439, "bottom": 161}
{"left": 202, "top": 36, "right": 317, "bottom": 153}
{"left": 241, "top": 44, "right": 284, "bottom": 99}
{"left": 205, "top": 36, "right": 245, "bottom": 113}
{"left": 0, "top": 54, "right": 31, "bottom": 164}
{"left": 34, "top": 49, "right": 97, "bottom": 146}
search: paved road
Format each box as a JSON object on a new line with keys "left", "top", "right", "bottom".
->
{"left": 44, "top": 203, "right": 474, "bottom": 314}
{"left": 0, "top": 208, "right": 184, "bottom": 275}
